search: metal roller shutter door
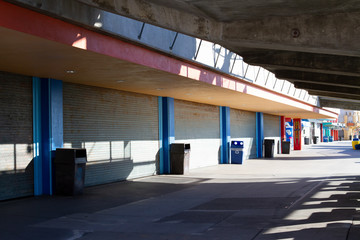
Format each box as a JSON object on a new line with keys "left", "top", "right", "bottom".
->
{"left": 264, "top": 114, "right": 281, "bottom": 155}
{"left": 0, "top": 72, "right": 33, "bottom": 200}
{"left": 230, "top": 109, "right": 257, "bottom": 160}
{"left": 174, "top": 100, "right": 220, "bottom": 169}
{"left": 63, "top": 83, "right": 159, "bottom": 186}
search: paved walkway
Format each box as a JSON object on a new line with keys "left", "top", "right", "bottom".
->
{"left": 1, "top": 141, "right": 360, "bottom": 240}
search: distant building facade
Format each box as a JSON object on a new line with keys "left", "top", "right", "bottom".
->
{"left": 338, "top": 109, "right": 360, "bottom": 140}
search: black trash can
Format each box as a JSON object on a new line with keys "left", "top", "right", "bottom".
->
{"left": 350, "top": 135, "right": 352, "bottom": 140}
{"left": 281, "top": 141, "right": 290, "bottom": 154}
{"left": 170, "top": 143, "right": 190, "bottom": 174}
{"left": 54, "top": 148, "right": 87, "bottom": 195}
{"left": 313, "top": 136, "right": 319, "bottom": 144}
{"left": 304, "top": 137, "right": 310, "bottom": 145}
{"left": 264, "top": 139, "right": 275, "bottom": 158}
{"left": 231, "top": 141, "right": 244, "bottom": 164}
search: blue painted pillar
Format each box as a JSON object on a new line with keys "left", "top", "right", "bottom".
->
{"left": 256, "top": 112, "right": 264, "bottom": 158}
{"left": 158, "top": 97, "right": 174, "bottom": 174}
{"left": 33, "top": 78, "right": 63, "bottom": 195}
{"left": 220, "top": 106, "right": 230, "bottom": 164}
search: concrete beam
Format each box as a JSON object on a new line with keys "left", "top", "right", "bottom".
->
{"left": 223, "top": 11, "right": 360, "bottom": 57}
{"left": 75, "top": 0, "right": 221, "bottom": 40}
{"left": 242, "top": 51, "right": 360, "bottom": 77}
{"left": 69, "top": 0, "right": 360, "bottom": 68}
{"left": 308, "top": 90, "right": 360, "bottom": 102}
{"left": 76, "top": 1, "right": 360, "bottom": 58}
{"left": 5, "top": 0, "right": 106, "bottom": 29}
{"left": 319, "top": 98, "right": 360, "bottom": 110}
{"left": 295, "top": 82, "right": 360, "bottom": 97}
{"left": 275, "top": 70, "right": 360, "bottom": 88}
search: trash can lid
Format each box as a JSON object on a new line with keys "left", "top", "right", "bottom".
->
{"left": 231, "top": 141, "right": 244, "bottom": 147}
{"left": 170, "top": 143, "right": 191, "bottom": 152}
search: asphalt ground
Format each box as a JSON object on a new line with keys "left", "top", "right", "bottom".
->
{"left": 1, "top": 140, "right": 360, "bottom": 240}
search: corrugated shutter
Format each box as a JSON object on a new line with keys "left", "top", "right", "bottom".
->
{"left": 63, "top": 83, "right": 159, "bottom": 186}
{"left": 174, "top": 100, "right": 220, "bottom": 169}
{"left": 264, "top": 114, "right": 281, "bottom": 155}
{"left": 0, "top": 72, "right": 33, "bottom": 200}
{"left": 230, "top": 109, "right": 256, "bottom": 159}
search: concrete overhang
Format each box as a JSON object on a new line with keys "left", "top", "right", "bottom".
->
{"left": 73, "top": 0, "right": 360, "bottom": 110}
{"left": 0, "top": 1, "right": 337, "bottom": 119}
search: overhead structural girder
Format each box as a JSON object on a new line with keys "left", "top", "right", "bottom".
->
{"left": 77, "top": 0, "right": 360, "bottom": 58}
{"left": 276, "top": 70, "right": 360, "bottom": 89}
{"left": 308, "top": 90, "right": 360, "bottom": 102}
{"left": 294, "top": 82, "right": 360, "bottom": 97}
{"left": 319, "top": 98, "right": 360, "bottom": 110}
{"left": 242, "top": 51, "right": 360, "bottom": 77}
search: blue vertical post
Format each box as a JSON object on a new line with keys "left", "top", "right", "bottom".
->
{"left": 40, "top": 78, "right": 51, "bottom": 194}
{"left": 220, "top": 106, "right": 230, "bottom": 164}
{"left": 256, "top": 112, "right": 264, "bottom": 158}
{"left": 158, "top": 97, "right": 164, "bottom": 174}
{"left": 33, "top": 77, "right": 63, "bottom": 195}
{"left": 159, "top": 97, "right": 174, "bottom": 174}
{"left": 33, "top": 78, "right": 42, "bottom": 196}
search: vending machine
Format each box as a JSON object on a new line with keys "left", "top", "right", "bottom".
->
{"left": 285, "top": 119, "right": 293, "bottom": 149}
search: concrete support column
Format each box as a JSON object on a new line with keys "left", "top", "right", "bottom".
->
{"left": 158, "top": 97, "right": 174, "bottom": 174}
{"left": 220, "top": 106, "right": 230, "bottom": 164}
{"left": 33, "top": 77, "right": 63, "bottom": 196}
{"left": 256, "top": 112, "right": 264, "bottom": 158}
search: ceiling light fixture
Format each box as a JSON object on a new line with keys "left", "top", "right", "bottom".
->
{"left": 66, "top": 70, "right": 75, "bottom": 74}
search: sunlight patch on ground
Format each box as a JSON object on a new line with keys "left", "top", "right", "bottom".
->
{"left": 263, "top": 220, "right": 351, "bottom": 235}
{"left": 302, "top": 200, "right": 338, "bottom": 206}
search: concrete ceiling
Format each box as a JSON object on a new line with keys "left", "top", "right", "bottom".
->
{"left": 139, "top": 0, "right": 360, "bottom": 21}
{"left": 77, "top": 0, "right": 360, "bottom": 110}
